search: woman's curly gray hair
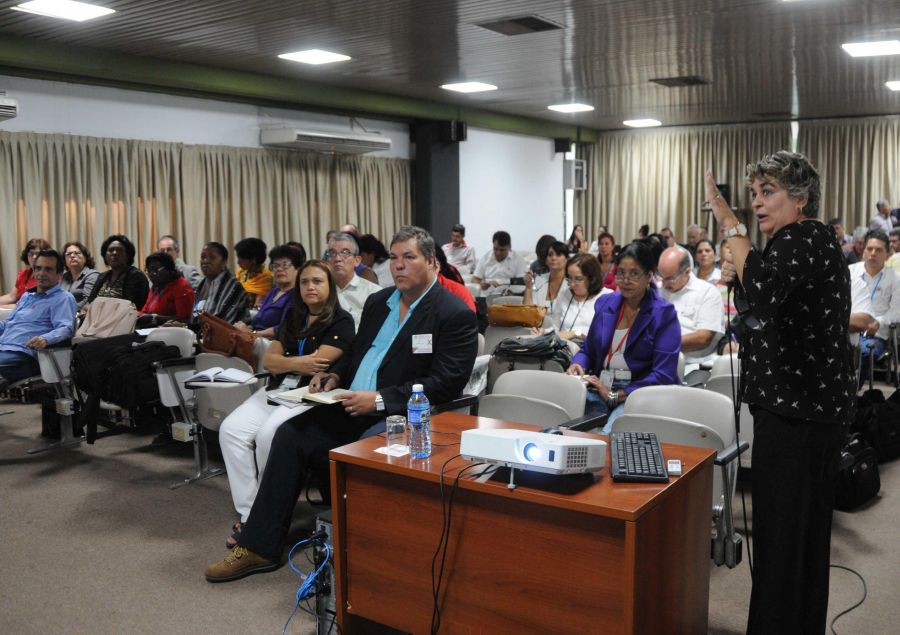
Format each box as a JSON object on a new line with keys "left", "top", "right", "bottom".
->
{"left": 746, "top": 151, "right": 821, "bottom": 218}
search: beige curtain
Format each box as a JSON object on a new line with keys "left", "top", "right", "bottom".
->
{"left": 0, "top": 131, "right": 411, "bottom": 284}
{"left": 797, "top": 116, "right": 900, "bottom": 234}
{"left": 575, "top": 123, "right": 792, "bottom": 246}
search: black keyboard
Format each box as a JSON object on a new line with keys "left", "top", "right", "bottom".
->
{"left": 609, "top": 431, "right": 669, "bottom": 483}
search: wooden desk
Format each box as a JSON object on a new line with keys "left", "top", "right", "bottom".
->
{"left": 329, "top": 413, "right": 714, "bottom": 634}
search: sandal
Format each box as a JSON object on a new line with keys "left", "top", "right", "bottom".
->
{"left": 226, "top": 521, "right": 243, "bottom": 549}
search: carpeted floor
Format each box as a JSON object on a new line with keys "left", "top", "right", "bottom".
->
{"left": 1, "top": 397, "right": 898, "bottom": 634}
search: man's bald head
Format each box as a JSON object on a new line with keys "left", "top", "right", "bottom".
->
{"left": 657, "top": 246, "right": 693, "bottom": 292}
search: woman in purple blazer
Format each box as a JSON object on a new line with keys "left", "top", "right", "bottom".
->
{"left": 567, "top": 240, "right": 681, "bottom": 431}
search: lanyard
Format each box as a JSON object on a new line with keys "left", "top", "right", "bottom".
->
{"left": 869, "top": 271, "right": 884, "bottom": 302}
{"left": 297, "top": 315, "right": 310, "bottom": 356}
{"left": 560, "top": 295, "right": 587, "bottom": 332}
{"left": 606, "top": 302, "right": 636, "bottom": 369}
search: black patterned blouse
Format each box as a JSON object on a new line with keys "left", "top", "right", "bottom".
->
{"left": 735, "top": 220, "right": 854, "bottom": 425}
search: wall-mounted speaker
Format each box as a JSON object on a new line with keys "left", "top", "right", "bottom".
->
{"left": 438, "top": 120, "right": 467, "bottom": 143}
{"left": 554, "top": 138, "right": 573, "bottom": 153}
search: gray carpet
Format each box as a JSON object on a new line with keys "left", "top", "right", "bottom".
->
{"left": 1, "top": 399, "right": 898, "bottom": 634}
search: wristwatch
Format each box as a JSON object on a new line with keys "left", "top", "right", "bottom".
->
{"left": 374, "top": 392, "right": 385, "bottom": 412}
{"left": 607, "top": 389, "right": 618, "bottom": 409}
{"left": 723, "top": 223, "right": 748, "bottom": 239}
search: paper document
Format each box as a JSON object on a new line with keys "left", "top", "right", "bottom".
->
{"left": 277, "top": 386, "right": 352, "bottom": 405}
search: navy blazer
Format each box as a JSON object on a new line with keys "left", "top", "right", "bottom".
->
{"left": 572, "top": 287, "right": 681, "bottom": 394}
{"left": 332, "top": 281, "right": 478, "bottom": 414}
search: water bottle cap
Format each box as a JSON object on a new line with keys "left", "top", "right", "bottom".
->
{"left": 412, "top": 383, "right": 424, "bottom": 393}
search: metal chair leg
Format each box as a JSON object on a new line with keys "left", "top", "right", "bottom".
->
{"left": 27, "top": 411, "right": 83, "bottom": 454}
{"left": 169, "top": 422, "right": 224, "bottom": 489}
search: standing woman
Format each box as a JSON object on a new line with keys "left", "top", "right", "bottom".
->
{"left": 0, "top": 238, "right": 52, "bottom": 307}
{"left": 85, "top": 235, "right": 149, "bottom": 310}
{"left": 218, "top": 260, "right": 354, "bottom": 546}
{"left": 59, "top": 242, "right": 99, "bottom": 309}
{"left": 706, "top": 152, "right": 853, "bottom": 634}
{"left": 693, "top": 238, "right": 721, "bottom": 283}
{"left": 565, "top": 241, "right": 681, "bottom": 431}
{"left": 524, "top": 241, "right": 569, "bottom": 311}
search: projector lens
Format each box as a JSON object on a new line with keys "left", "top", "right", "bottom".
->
{"left": 523, "top": 443, "right": 541, "bottom": 462}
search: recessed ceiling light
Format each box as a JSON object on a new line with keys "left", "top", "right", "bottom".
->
{"left": 887, "top": 81, "right": 900, "bottom": 91}
{"left": 440, "top": 82, "right": 498, "bottom": 93}
{"left": 278, "top": 49, "right": 351, "bottom": 65}
{"left": 11, "top": 0, "right": 114, "bottom": 22}
{"left": 841, "top": 40, "right": 900, "bottom": 57}
{"left": 548, "top": 103, "right": 594, "bottom": 113}
{"left": 623, "top": 119, "right": 662, "bottom": 128}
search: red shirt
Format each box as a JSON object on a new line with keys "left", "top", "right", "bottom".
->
{"left": 15, "top": 267, "right": 37, "bottom": 299}
{"left": 438, "top": 273, "right": 476, "bottom": 312}
{"left": 140, "top": 275, "right": 195, "bottom": 320}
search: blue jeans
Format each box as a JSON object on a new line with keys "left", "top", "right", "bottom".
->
{"left": 859, "top": 336, "right": 886, "bottom": 387}
{"left": 0, "top": 350, "right": 39, "bottom": 382}
{"left": 585, "top": 390, "right": 626, "bottom": 433}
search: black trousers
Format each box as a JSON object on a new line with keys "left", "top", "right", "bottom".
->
{"left": 747, "top": 407, "right": 843, "bottom": 635}
{"left": 238, "top": 403, "right": 372, "bottom": 559}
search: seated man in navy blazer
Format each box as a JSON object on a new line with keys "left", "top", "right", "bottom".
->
{"left": 206, "top": 225, "right": 478, "bottom": 582}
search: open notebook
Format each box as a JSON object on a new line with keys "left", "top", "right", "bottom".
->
{"left": 185, "top": 367, "right": 255, "bottom": 384}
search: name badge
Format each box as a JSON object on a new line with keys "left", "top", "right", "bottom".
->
{"left": 412, "top": 333, "right": 433, "bottom": 354}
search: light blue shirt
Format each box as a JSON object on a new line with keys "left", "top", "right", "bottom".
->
{"left": 349, "top": 279, "right": 437, "bottom": 391}
{"left": 0, "top": 284, "right": 77, "bottom": 358}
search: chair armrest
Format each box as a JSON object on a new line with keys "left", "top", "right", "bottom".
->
{"left": 432, "top": 394, "right": 479, "bottom": 415}
{"left": 714, "top": 441, "right": 750, "bottom": 467}
{"left": 154, "top": 356, "right": 197, "bottom": 370}
{"left": 46, "top": 339, "right": 72, "bottom": 349}
{"left": 559, "top": 412, "right": 609, "bottom": 432}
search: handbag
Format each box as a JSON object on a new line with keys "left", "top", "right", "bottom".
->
{"left": 75, "top": 297, "right": 139, "bottom": 340}
{"left": 198, "top": 311, "right": 257, "bottom": 368}
{"left": 487, "top": 303, "right": 547, "bottom": 328}
{"left": 835, "top": 433, "right": 881, "bottom": 511}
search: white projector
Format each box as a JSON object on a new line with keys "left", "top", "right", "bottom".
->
{"left": 460, "top": 428, "right": 607, "bottom": 475}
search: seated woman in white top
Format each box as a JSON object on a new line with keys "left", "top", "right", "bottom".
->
{"left": 523, "top": 240, "right": 569, "bottom": 311}
{"left": 693, "top": 238, "right": 721, "bottom": 283}
{"left": 545, "top": 253, "right": 612, "bottom": 343}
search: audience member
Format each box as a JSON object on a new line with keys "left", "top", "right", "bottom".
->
{"left": 435, "top": 246, "right": 475, "bottom": 311}
{"left": 529, "top": 234, "right": 557, "bottom": 275}
{"left": 284, "top": 241, "right": 307, "bottom": 265}
{"left": 234, "top": 238, "right": 273, "bottom": 309}
{"left": 218, "top": 259, "right": 354, "bottom": 546}
{"left": 0, "top": 238, "right": 52, "bottom": 307}
{"left": 686, "top": 223, "right": 705, "bottom": 254}
{"left": 193, "top": 242, "right": 250, "bottom": 324}
{"left": 205, "top": 226, "right": 478, "bottom": 582}
{"left": 472, "top": 230, "right": 528, "bottom": 296}
{"left": 851, "top": 226, "right": 867, "bottom": 263}
{"left": 524, "top": 240, "right": 569, "bottom": 311}
{"left": 337, "top": 224, "right": 379, "bottom": 284}
{"left": 850, "top": 229, "right": 900, "bottom": 384}
{"left": 357, "top": 234, "right": 393, "bottom": 287}
{"left": 637, "top": 224, "right": 650, "bottom": 239}
{"left": 442, "top": 224, "right": 476, "bottom": 274}
{"left": 694, "top": 238, "right": 721, "bottom": 283}
{"left": 85, "top": 234, "right": 150, "bottom": 310}
{"left": 565, "top": 241, "right": 681, "bottom": 432}
{"left": 595, "top": 232, "right": 616, "bottom": 281}
{"left": 0, "top": 250, "right": 76, "bottom": 389}
{"left": 158, "top": 235, "right": 202, "bottom": 289}
{"left": 888, "top": 228, "right": 900, "bottom": 273}
{"left": 659, "top": 227, "right": 676, "bottom": 248}
{"left": 658, "top": 246, "right": 724, "bottom": 374}
{"left": 59, "top": 241, "right": 99, "bottom": 309}
{"left": 235, "top": 244, "right": 304, "bottom": 338}
{"left": 827, "top": 218, "right": 854, "bottom": 248}
{"left": 870, "top": 199, "right": 893, "bottom": 233}
{"left": 567, "top": 225, "right": 589, "bottom": 254}
{"left": 587, "top": 226, "right": 610, "bottom": 255}
{"left": 137, "top": 252, "right": 195, "bottom": 327}
{"left": 326, "top": 232, "right": 380, "bottom": 331}
{"left": 544, "top": 253, "right": 611, "bottom": 344}
{"left": 716, "top": 239, "right": 740, "bottom": 351}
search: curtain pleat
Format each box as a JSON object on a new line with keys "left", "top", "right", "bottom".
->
{"left": 0, "top": 131, "right": 411, "bottom": 282}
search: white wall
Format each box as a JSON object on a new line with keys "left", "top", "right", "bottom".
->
{"left": 459, "top": 128, "right": 566, "bottom": 260}
{"left": 0, "top": 74, "right": 410, "bottom": 158}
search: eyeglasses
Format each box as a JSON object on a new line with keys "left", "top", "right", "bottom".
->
{"left": 270, "top": 261, "right": 294, "bottom": 271}
{"left": 565, "top": 275, "right": 587, "bottom": 284}
{"left": 614, "top": 269, "right": 647, "bottom": 282}
{"left": 144, "top": 267, "right": 165, "bottom": 275}
{"left": 64, "top": 251, "right": 83, "bottom": 258}
{"left": 326, "top": 249, "right": 354, "bottom": 260}
{"left": 660, "top": 268, "right": 689, "bottom": 284}
{"left": 28, "top": 249, "right": 41, "bottom": 257}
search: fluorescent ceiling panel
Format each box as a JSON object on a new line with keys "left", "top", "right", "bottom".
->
{"left": 548, "top": 103, "right": 594, "bottom": 113}
{"left": 440, "top": 82, "right": 498, "bottom": 93}
{"left": 623, "top": 119, "right": 662, "bottom": 128}
{"left": 11, "top": 0, "right": 114, "bottom": 22}
{"left": 841, "top": 40, "right": 900, "bottom": 57}
{"left": 278, "top": 49, "right": 351, "bottom": 65}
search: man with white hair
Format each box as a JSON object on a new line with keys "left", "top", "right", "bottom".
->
{"left": 869, "top": 200, "right": 893, "bottom": 233}
{"left": 326, "top": 232, "right": 380, "bottom": 331}
{"left": 657, "top": 245, "right": 724, "bottom": 376}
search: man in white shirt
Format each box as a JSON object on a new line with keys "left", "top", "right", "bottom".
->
{"left": 850, "top": 230, "right": 900, "bottom": 383}
{"left": 442, "top": 224, "right": 476, "bottom": 274}
{"left": 472, "top": 230, "right": 528, "bottom": 296}
{"left": 657, "top": 246, "right": 724, "bottom": 374}
{"left": 869, "top": 200, "right": 893, "bottom": 233}
{"left": 326, "top": 232, "right": 381, "bottom": 331}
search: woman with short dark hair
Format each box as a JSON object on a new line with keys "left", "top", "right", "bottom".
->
{"left": 524, "top": 241, "right": 570, "bottom": 310}
{"left": 85, "top": 234, "right": 149, "bottom": 310}
{"left": 59, "top": 241, "right": 99, "bottom": 309}
{"left": 193, "top": 241, "right": 250, "bottom": 324}
{"left": 357, "top": 234, "right": 393, "bottom": 287}
{"left": 566, "top": 241, "right": 681, "bottom": 430}
{"left": 137, "top": 252, "right": 195, "bottom": 327}
{"left": 235, "top": 243, "right": 306, "bottom": 338}
{"left": 234, "top": 237, "right": 272, "bottom": 309}
{"left": 544, "top": 253, "right": 611, "bottom": 344}
{"left": 0, "top": 238, "right": 52, "bottom": 307}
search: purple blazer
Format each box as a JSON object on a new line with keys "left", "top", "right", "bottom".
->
{"left": 572, "top": 287, "right": 681, "bottom": 394}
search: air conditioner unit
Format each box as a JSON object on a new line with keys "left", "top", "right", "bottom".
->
{"left": 564, "top": 159, "right": 587, "bottom": 190}
{"left": 260, "top": 127, "right": 391, "bottom": 155}
{"left": 0, "top": 97, "right": 19, "bottom": 122}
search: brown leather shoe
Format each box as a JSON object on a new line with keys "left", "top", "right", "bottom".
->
{"left": 205, "top": 546, "right": 280, "bottom": 582}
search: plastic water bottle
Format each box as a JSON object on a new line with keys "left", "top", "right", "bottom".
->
{"left": 407, "top": 383, "right": 431, "bottom": 459}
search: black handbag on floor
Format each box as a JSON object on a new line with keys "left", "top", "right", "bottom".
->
{"left": 853, "top": 388, "right": 900, "bottom": 462}
{"left": 835, "top": 433, "right": 881, "bottom": 512}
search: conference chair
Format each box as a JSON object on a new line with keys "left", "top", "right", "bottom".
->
{"left": 26, "top": 342, "right": 79, "bottom": 455}
{"left": 612, "top": 385, "right": 747, "bottom": 568}
{"left": 483, "top": 325, "right": 534, "bottom": 355}
{"left": 704, "top": 354, "right": 754, "bottom": 468}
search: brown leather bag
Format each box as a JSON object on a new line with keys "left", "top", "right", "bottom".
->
{"left": 198, "top": 311, "right": 257, "bottom": 368}
{"left": 487, "top": 303, "right": 547, "bottom": 328}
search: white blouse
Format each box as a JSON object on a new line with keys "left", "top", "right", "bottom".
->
{"left": 531, "top": 273, "right": 568, "bottom": 312}
{"left": 547, "top": 286, "right": 611, "bottom": 339}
